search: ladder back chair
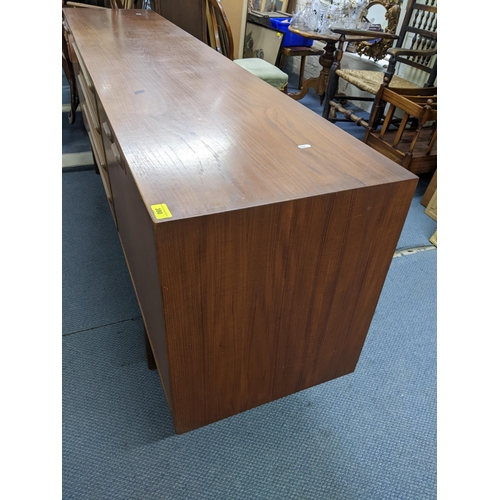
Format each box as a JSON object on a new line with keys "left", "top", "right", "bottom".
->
{"left": 206, "top": 0, "right": 289, "bottom": 92}
{"left": 322, "top": 0, "right": 437, "bottom": 121}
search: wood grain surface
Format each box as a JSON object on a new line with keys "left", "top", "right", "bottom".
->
{"left": 64, "top": 9, "right": 419, "bottom": 433}
{"left": 63, "top": 9, "right": 416, "bottom": 223}
{"left": 156, "top": 181, "right": 416, "bottom": 432}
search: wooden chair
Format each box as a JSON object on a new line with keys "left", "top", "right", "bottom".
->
{"left": 323, "top": 0, "right": 437, "bottom": 121}
{"left": 362, "top": 85, "right": 437, "bottom": 175}
{"left": 206, "top": 0, "right": 289, "bottom": 92}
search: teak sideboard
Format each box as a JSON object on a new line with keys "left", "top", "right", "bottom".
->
{"left": 62, "top": 8, "right": 418, "bottom": 434}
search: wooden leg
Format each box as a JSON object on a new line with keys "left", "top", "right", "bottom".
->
{"left": 278, "top": 53, "right": 286, "bottom": 70}
{"left": 144, "top": 328, "right": 157, "bottom": 370}
{"left": 322, "top": 39, "right": 345, "bottom": 119}
{"left": 322, "top": 70, "right": 340, "bottom": 120}
{"left": 298, "top": 56, "right": 306, "bottom": 90}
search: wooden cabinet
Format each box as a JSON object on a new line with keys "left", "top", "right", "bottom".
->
{"left": 63, "top": 8, "right": 418, "bottom": 434}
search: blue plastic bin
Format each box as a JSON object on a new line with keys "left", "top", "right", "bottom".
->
{"left": 269, "top": 18, "right": 313, "bottom": 47}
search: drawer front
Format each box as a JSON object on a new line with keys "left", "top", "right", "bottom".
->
{"left": 72, "top": 42, "right": 99, "bottom": 125}
{"left": 77, "top": 73, "right": 100, "bottom": 133}
{"left": 78, "top": 78, "right": 106, "bottom": 172}
{"left": 101, "top": 119, "right": 126, "bottom": 175}
{"left": 62, "top": 19, "right": 77, "bottom": 64}
{"left": 86, "top": 109, "right": 116, "bottom": 226}
{"left": 71, "top": 41, "right": 113, "bottom": 223}
{"left": 72, "top": 42, "right": 94, "bottom": 95}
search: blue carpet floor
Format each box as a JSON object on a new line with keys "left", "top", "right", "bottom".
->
{"left": 62, "top": 68, "right": 437, "bottom": 499}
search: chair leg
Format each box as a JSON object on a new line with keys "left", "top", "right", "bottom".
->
{"left": 373, "top": 99, "right": 388, "bottom": 129}
{"left": 278, "top": 53, "right": 286, "bottom": 70}
{"left": 299, "top": 56, "right": 306, "bottom": 90}
{"left": 322, "top": 69, "right": 340, "bottom": 120}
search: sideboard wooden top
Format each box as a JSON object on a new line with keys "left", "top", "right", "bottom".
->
{"left": 63, "top": 9, "right": 416, "bottom": 222}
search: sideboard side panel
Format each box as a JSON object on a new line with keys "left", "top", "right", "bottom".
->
{"left": 156, "top": 179, "right": 416, "bottom": 433}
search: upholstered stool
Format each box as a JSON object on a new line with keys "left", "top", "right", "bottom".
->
{"left": 234, "top": 58, "right": 289, "bottom": 92}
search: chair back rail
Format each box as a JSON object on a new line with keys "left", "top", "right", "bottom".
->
{"left": 205, "top": 0, "right": 289, "bottom": 92}
{"left": 363, "top": 85, "right": 437, "bottom": 173}
{"left": 394, "top": 0, "right": 437, "bottom": 78}
{"left": 323, "top": 0, "right": 437, "bottom": 122}
{"left": 206, "top": 0, "right": 235, "bottom": 60}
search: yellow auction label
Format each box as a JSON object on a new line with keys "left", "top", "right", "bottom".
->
{"left": 151, "top": 203, "right": 172, "bottom": 220}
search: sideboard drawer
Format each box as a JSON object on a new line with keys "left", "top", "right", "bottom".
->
{"left": 62, "top": 19, "right": 77, "bottom": 64}
{"left": 77, "top": 74, "right": 100, "bottom": 132}
{"left": 72, "top": 42, "right": 94, "bottom": 94}
{"left": 101, "top": 119, "right": 126, "bottom": 173}
{"left": 81, "top": 102, "right": 117, "bottom": 228}
{"left": 72, "top": 42, "right": 99, "bottom": 126}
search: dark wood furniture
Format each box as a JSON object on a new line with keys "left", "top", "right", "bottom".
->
{"left": 320, "top": 84, "right": 437, "bottom": 175}
{"left": 279, "top": 46, "right": 324, "bottom": 91}
{"left": 323, "top": 0, "right": 437, "bottom": 120}
{"left": 363, "top": 85, "right": 437, "bottom": 175}
{"left": 287, "top": 26, "right": 395, "bottom": 102}
{"left": 62, "top": 8, "right": 418, "bottom": 434}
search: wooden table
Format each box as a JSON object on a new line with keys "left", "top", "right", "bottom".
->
{"left": 63, "top": 8, "right": 418, "bottom": 434}
{"left": 287, "top": 27, "right": 375, "bottom": 102}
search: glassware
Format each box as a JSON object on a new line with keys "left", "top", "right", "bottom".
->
{"left": 302, "top": 1, "right": 317, "bottom": 31}
{"left": 353, "top": 0, "right": 370, "bottom": 29}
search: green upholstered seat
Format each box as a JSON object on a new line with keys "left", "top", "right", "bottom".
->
{"left": 206, "top": 0, "right": 288, "bottom": 92}
{"left": 234, "top": 58, "right": 288, "bottom": 91}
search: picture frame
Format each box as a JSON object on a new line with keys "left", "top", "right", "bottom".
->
{"left": 259, "top": 0, "right": 288, "bottom": 13}
{"left": 242, "top": 22, "right": 286, "bottom": 66}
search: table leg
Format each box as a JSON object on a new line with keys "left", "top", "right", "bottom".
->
{"left": 288, "top": 40, "right": 336, "bottom": 101}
